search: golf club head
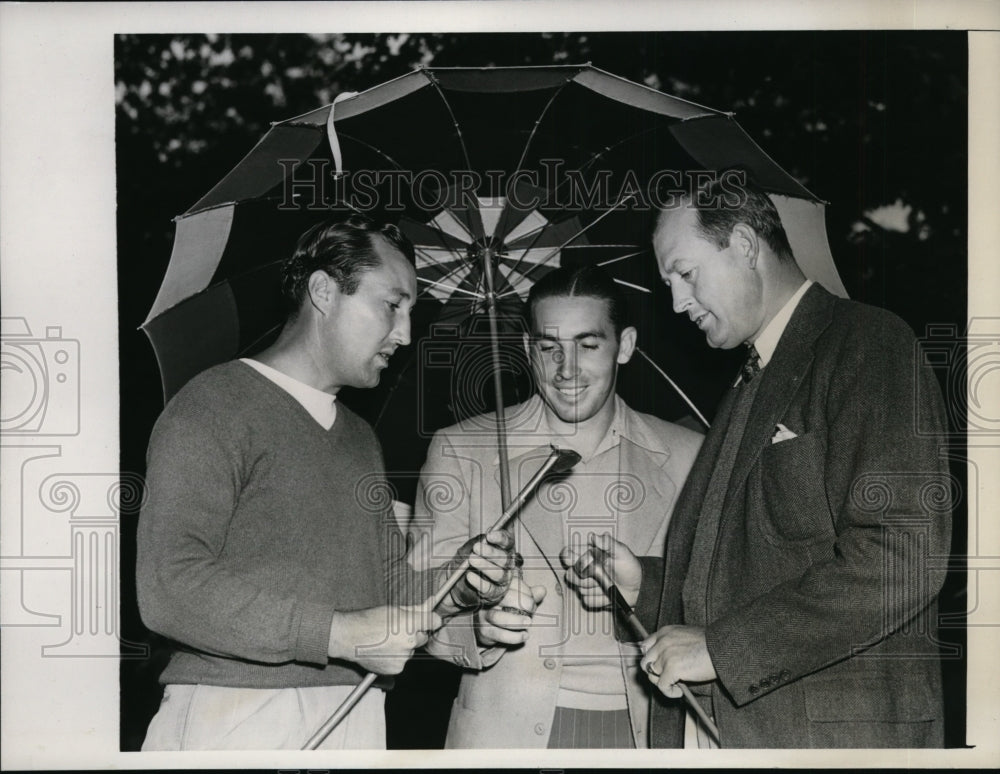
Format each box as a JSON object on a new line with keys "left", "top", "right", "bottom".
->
{"left": 549, "top": 446, "right": 582, "bottom": 475}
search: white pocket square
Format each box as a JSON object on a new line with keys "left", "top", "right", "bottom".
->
{"left": 771, "top": 423, "right": 798, "bottom": 444}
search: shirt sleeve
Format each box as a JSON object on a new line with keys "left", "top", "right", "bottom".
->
{"left": 413, "top": 430, "right": 507, "bottom": 670}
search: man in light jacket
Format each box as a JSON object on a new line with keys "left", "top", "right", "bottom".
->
{"left": 414, "top": 265, "right": 703, "bottom": 748}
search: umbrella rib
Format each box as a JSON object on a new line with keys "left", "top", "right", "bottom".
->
{"left": 403, "top": 214, "right": 475, "bottom": 301}
{"left": 562, "top": 244, "right": 643, "bottom": 249}
{"left": 403, "top": 215, "right": 469, "bottom": 269}
{"left": 424, "top": 73, "right": 473, "bottom": 177}
{"left": 238, "top": 321, "right": 284, "bottom": 358}
{"left": 335, "top": 132, "right": 407, "bottom": 174}
{"left": 498, "top": 245, "right": 651, "bottom": 301}
{"left": 507, "top": 192, "right": 638, "bottom": 291}
{"left": 612, "top": 278, "right": 651, "bottom": 294}
{"left": 412, "top": 242, "right": 478, "bottom": 301}
{"left": 500, "top": 213, "right": 576, "bottom": 246}
{"left": 512, "top": 74, "right": 578, "bottom": 183}
{"left": 596, "top": 248, "right": 650, "bottom": 267}
{"left": 501, "top": 220, "right": 563, "bottom": 286}
{"left": 499, "top": 244, "right": 561, "bottom": 298}
{"left": 548, "top": 122, "right": 666, "bottom": 204}
{"left": 178, "top": 258, "right": 286, "bottom": 305}
{"left": 418, "top": 276, "right": 485, "bottom": 300}
{"left": 635, "top": 347, "right": 710, "bottom": 430}
{"left": 417, "top": 268, "right": 474, "bottom": 301}
{"left": 491, "top": 75, "right": 578, "bottom": 266}
{"left": 422, "top": 76, "right": 488, "bottom": 245}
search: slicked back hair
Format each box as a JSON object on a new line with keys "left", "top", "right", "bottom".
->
{"left": 526, "top": 265, "right": 629, "bottom": 338}
{"left": 281, "top": 214, "right": 415, "bottom": 319}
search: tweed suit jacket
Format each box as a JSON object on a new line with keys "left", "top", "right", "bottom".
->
{"left": 414, "top": 395, "right": 703, "bottom": 748}
{"left": 634, "top": 283, "right": 952, "bottom": 748}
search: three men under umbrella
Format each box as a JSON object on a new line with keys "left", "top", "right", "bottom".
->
{"left": 138, "top": 177, "right": 951, "bottom": 749}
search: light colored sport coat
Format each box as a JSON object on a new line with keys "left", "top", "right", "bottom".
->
{"left": 414, "top": 394, "right": 702, "bottom": 748}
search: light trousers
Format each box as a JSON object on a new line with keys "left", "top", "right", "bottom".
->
{"left": 141, "top": 683, "right": 386, "bottom": 750}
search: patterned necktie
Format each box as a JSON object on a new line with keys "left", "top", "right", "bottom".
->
{"left": 740, "top": 344, "right": 762, "bottom": 384}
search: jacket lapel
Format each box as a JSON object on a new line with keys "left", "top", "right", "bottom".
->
{"left": 502, "top": 446, "right": 567, "bottom": 563}
{"left": 494, "top": 397, "right": 681, "bottom": 563}
{"left": 659, "top": 385, "right": 739, "bottom": 624}
{"left": 617, "top": 437, "right": 673, "bottom": 554}
{"left": 722, "top": 284, "right": 836, "bottom": 515}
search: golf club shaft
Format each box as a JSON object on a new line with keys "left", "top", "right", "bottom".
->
{"left": 588, "top": 560, "right": 721, "bottom": 745}
{"left": 429, "top": 446, "right": 568, "bottom": 608}
{"left": 301, "top": 672, "right": 377, "bottom": 750}
{"left": 302, "top": 447, "right": 567, "bottom": 749}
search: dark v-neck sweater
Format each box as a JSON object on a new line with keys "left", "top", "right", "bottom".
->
{"left": 137, "top": 361, "right": 406, "bottom": 688}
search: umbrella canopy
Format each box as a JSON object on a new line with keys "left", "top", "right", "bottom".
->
{"left": 141, "top": 64, "right": 847, "bottom": 482}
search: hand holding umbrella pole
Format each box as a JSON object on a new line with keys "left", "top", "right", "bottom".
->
{"left": 302, "top": 445, "right": 581, "bottom": 749}
{"left": 573, "top": 547, "right": 721, "bottom": 745}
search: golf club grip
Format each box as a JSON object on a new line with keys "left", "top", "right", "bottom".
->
{"left": 600, "top": 575, "right": 721, "bottom": 745}
{"left": 431, "top": 557, "right": 472, "bottom": 609}
{"left": 301, "top": 671, "right": 378, "bottom": 750}
{"left": 605, "top": 583, "right": 649, "bottom": 639}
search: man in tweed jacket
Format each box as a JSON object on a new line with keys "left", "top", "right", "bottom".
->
{"left": 599, "top": 180, "right": 951, "bottom": 747}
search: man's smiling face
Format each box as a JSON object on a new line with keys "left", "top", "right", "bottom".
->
{"left": 526, "top": 294, "right": 635, "bottom": 429}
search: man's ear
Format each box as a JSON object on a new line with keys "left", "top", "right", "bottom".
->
{"left": 616, "top": 326, "right": 638, "bottom": 365}
{"left": 307, "top": 270, "right": 337, "bottom": 314}
{"left": 732, "top": 223, "right": 760, "bottom": 268}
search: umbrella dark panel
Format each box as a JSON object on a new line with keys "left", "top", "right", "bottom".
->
{"left": 229, "top": 263, "right": 286, "bottom": 357}
{"left": 188, "top": 126, "right": 324, "bottom": 215}
{"left": 424, "top": 86, "right": 564, "bottom": 173}
{"left": 144, "top": 283, "right": 241, "bottom": 402}
{"left": 147, "top": 64, "right": 836, "bottom": 426}
{"left": 210, "top": 199, "right": 330, "bottom": 284}
{"left": 336, "top": 87, "right": 471, "bottom": 178}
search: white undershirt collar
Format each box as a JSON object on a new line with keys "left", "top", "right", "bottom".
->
{"left": 241, "top": 358, "right": 338, "bottom": 430}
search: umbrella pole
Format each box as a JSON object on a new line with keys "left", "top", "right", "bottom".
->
{"left": 481, "top": 246, "right": 512, "bottom": 511}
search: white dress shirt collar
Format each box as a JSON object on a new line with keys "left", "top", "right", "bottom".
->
{"left": 750, "top": 280, "right": 813, "bottom": 368}
{"left": 240, "top": 358, "right": 338, "bottom": 430}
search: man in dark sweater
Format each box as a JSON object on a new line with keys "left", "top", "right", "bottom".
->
{"left": 138, "top": 215, "right": 512, "bottom": 750}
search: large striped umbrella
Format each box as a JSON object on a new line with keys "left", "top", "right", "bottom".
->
{"left": 141, "top": 64, "right": 846, "bottom": 450}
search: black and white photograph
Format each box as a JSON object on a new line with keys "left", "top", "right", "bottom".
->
{"left": 1, "top": 1, "right": 998, "bottom": 770}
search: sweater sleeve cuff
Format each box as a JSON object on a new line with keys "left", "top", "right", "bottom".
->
{"left": 294, "top": 601, "right": 336, "bottom": 666}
